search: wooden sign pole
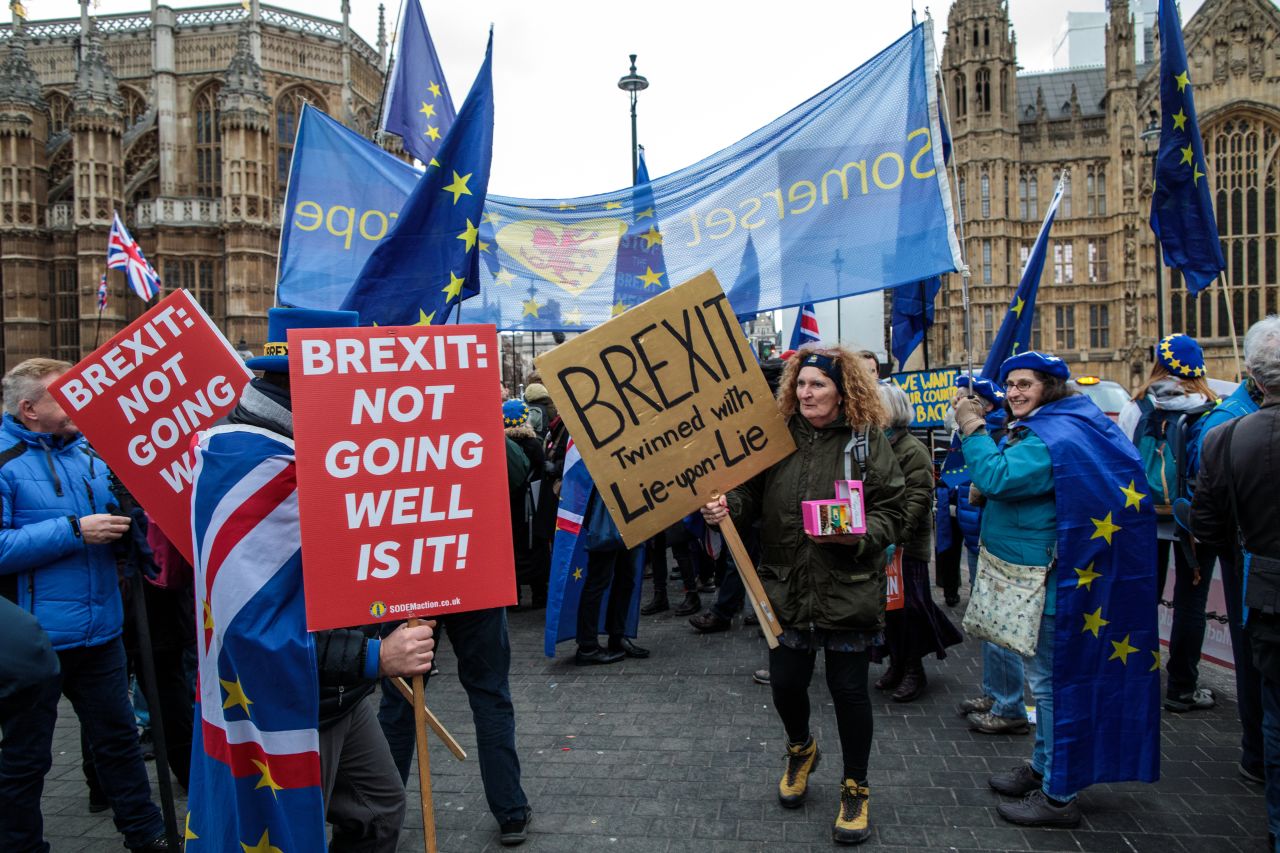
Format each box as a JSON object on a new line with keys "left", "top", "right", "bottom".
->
{"left": 407, "top": 618, "right": 437, "bottom": 853}
{"left": 710, "top": 495, "right": 782, "bottom": 649}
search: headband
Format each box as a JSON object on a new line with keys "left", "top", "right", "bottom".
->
{"left": 801, "top": 352, "right": 843, "bottom": 389}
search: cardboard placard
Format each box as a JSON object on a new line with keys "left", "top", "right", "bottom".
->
{"left": 534, "top": 271, "right": 795, "bottom": 547}
{"left": 49, "top": 290, "right": 251, "bottom": 562}
{"left": 287, "top": 324, "right": 515, "bottom": 631}
{"left": 890, "top": 367, "right": 959, "bottom": 428}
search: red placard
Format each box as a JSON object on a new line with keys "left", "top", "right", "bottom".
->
{"left": 287, "top": 324, "right": 515, "bottom": 631}
{"left": 49, "top": 289, "right": 252, "bottom": 562}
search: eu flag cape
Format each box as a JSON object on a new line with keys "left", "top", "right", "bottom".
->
{"left": 186, "top": 426, "right": 326, "bottom": 851}
{"left": 1018, "top": 395, "right": 1160, "bottom": 796}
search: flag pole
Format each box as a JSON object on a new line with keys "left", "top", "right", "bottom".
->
{"left": 1218, "top": 276, "right": 1244, "bottom": 380}
{"left": 407, "top": 616, "right": 438, "bottom": 853}
{"left": 935, "top": 70, "right": 975, "bottom": 378}
{"left": 93, "top": 304, "right": 104, "bottom": 349}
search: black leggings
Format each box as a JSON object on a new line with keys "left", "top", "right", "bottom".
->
{"left": 769, "top": 643, "right": 873, "bottom": 783}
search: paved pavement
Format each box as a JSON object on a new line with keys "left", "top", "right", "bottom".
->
{"left": 41, "top": 577, "right": 1267, "bottom": 852}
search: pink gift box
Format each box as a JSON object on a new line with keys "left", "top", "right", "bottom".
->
{"left": 802, "top": 480, "right": 866, "bottom": 536}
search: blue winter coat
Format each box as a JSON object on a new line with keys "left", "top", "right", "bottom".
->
{"left": 0, "top": 414, "right": 123, "bottom": 651}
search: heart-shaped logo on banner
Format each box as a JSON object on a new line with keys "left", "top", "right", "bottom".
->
{"left": 495, "top": 218, "right": 628, "bottom": 296}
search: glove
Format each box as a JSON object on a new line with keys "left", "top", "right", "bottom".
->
{"left": 954, "top": 395, "right": 987, "bottom": 436}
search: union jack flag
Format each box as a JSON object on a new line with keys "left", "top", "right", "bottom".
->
{"left": 789, "top": 303, "right": 820, "bottom": 350}
{"left": 107, "top": 211, "right": 160, "bottom": 302}
{"left": 96, "top": 274, "right": 108, "bottom": 311}
{"left": 186, "top": 425, "right": 326, "bottom": 850}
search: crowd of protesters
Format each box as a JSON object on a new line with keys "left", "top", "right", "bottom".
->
{"left": 3, "top": 308, "right": 1280, "bottom": 850}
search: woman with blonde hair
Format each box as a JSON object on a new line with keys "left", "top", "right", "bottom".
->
{"left": 701, "top": 346, "right": 905, "bottom": 845}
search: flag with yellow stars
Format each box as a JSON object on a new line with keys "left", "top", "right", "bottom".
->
{"left": 1149, "top": 0, "right": 1225, "bottom": 295}
{"left": 1018, "top": 394, "right": 1160, "bottom": 796}
{"left": 186, "top": 426, "right": 326, "bottom": 852}
{"left": 344, "top": 30, "right": 493, "bottom": 327}
{"left": 608, "top": 150, "right": 669, "bottom": 320}
{"left": 980, "top": 176, "right": 1064, "bottom": 378}
{"left": 543, "top": 439, "right": 644, "bottom": 657}
{"left": 379, "top": 0, "right": 456, "bottom": 165}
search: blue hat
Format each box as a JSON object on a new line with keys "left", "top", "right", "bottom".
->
{"left": 502, "top": 399, "right": 529, "bottom": 428}
{"left": 245, "top": 307, "right": 361, "bottom": 373}
{"left": 1157, "top": 333, "right": 1205, "bottom": 379}
{"left": 998, "top": 351, "right": 1070, "bottom": 384}
{"left": 955, "top": 374, "right": 1005, "bottom": 406}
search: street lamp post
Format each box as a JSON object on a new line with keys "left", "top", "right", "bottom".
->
{"left": 617, "top": 55, "right": 648, "bottom": 185}
{"left": 1140, "top": 113, "right": 1164, "bottom": 343}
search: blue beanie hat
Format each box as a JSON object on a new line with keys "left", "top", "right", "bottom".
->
{"left": 502, "top": 399, "right": 529, "bottom": 428}
{"left": 955, "top": 374, "right": 1006, "bottom": 406}
{"left": 998, "top": 351, "right": 1071, "bottom": 384}
{"left": 1157, "top": 333, "right": 1205, "bottom": 379}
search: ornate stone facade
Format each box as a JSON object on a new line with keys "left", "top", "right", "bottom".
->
{"left": 0, "top": 0, "right": 388, "bottom": 369}
{"left": 933, "top": 0, "right": 1280, "bottom": 386}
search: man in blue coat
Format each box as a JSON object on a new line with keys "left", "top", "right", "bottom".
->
{"left": 0, "top": 358, "right": 167, "bottom": 852}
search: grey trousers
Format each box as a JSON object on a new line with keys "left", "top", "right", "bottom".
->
{"left": 320, "top": 698, "right": 406, "bottom": 853}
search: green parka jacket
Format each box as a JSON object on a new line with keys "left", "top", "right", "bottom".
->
{"left": 726, "top": 413, "right": 906, "bottom": 633}
{"left": 886, "top": 427, "right": 935, "bottom": 562}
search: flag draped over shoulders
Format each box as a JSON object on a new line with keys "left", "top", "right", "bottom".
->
{"left": 1019, "top": 395, "right": 1160, "bottom": 796}
{"left": 185, "top": 425, "right": 326, "bottom": 852}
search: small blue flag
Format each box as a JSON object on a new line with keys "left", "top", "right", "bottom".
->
{"left": 890, "top": 277, "right": 940, "bottom": 368}
{"left": 729, "top": 234, "right": 761, "bottom": 323}
{"left": 610, "top": 150, "right": 668, "bottom": 320}
{"left": 789, "top": 303, "right": 820, "bottom": 350}
{"left": 981, "top": 178, "right": 1064, "bottom": 378}
{"left": 344, "top": 31, "right": 493, "bottom": 327}
{"left": 1149, "top": 0, "right": 1224, "bottom": 295}
{"left": 380, "top": 0, "right": 456, "bottom": 166}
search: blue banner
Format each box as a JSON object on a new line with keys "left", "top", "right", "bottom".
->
{"left": 890, "top": 367, "right": 958, "bottom": 428}
{"left": 279, "top": 22, "right": 961, "bottom": 330}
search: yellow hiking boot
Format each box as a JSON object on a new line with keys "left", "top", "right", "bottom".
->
{"left": 777, "top": 736, "right": 820, "bottom": 808}
{"left": 833, "top": 779, "right": 871, "bottom": 845}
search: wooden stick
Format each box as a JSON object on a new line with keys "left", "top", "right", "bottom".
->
{"left": 711, "top": 501, "right": 782, "bottom": 649}
{"left": 407, "top": 618, "right": 437, "bottom": 853}
{"left": 392, "top": 677, "right": 468, "bottom": 760}
{"left": 1219, "top": 276, "right": 1244, "bottom": 380}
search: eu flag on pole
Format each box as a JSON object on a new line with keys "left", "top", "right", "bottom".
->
{"left": 1149, "top": 0, "right": 1224, "bottom": 295}
{"left": 380, "top": 0, "right": 456, "bottom": 166}
{"left": 981, "top": 177, "right": 1064, "bottom": 377}
{"left": 610, "top": 150, "right": 668, "bottom": 320}
{"left": 789, "top": 303, "right": 820, "bottom": 350}
{"left": 344, "top": 31, "right": 493, "bottom": 327}
{"left": 889, "top": 277, "right": 940, "bottom": 368}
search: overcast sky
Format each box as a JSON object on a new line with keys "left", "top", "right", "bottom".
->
{"left": 10, "top": 0, "right": 1207, "bottom": 198}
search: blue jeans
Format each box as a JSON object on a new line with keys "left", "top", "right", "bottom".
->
{"left": 378, "top": 608, "right": 529, "bottom": 824}
{"left": 969, "top": 549, "right": 1028, "bottom": 720}
{"left": 1261, "top": 675, "right": 1280, "bottom": 848}
{"left": 1024, "top": 614, "right": 1075, "bottom": 801}
{"left": 0, "top": 637, "right": 163, "bottom": 852}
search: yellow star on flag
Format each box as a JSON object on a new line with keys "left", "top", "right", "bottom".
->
{"left": 428, "top": 157, "right": 440, "bottom": 168}
{"left": 443, "top": 171, "right": 473, "bottom": 204}
{"left": 611, "top": 300, "right": 628, "bottom": 317}
{"left": 250, "top": 759, "right": 284, "bottom": 798}
{"left": 427, "top": 81, "right": 442, "bottom": 98}
{"left": 479, "top": 239, "right": 491, "bottom": 253}
{"left": 572, "top": 567, "right": 583, "bottom": 581}
{"left": 1090, "top": 512, "right": 1121, "bottom": 545}
{"left": 1172, "top": 108, "right": 1187, "bottom": 131}
{"left": 1174, "top": 70, "right": 1190, "bottom": 92}
{"left": 203, "top": 599, "right": 214, "bottom": 630}
{"left": 522, "top": 298, "right": 541, "bottom": 318}
{"left": 241, "top": 828, "right": 284, "bottom": 853}
{"left": 1193, "top": 164, "right": 1205, "bottom": 185}
{"left": 457, "top": 218, "right": 480, "bottom": 251}
{"left": 640, "top": 226, "right": 663, "bottom": 249}
{"left": 1151, "top": 650, "right": 1162, "bottom": 671}
{"left": 425, "top": 125, "right": 442, "bottom": 142}
{"left": 1082, "top": 606, "right": 1110, "bottom": 637}
{"left": 639, "top": 267, "right": 665, "bottom": 289}
{"left": 442, "top": 272, "right": 466, "bottom": 302}
{"left": 565, "top": 307, "right": 584, "bottom": 326}
{"left": 482, "top": 211, "right": 503, "bottom": 225}
{"left": 1011, "top": 295, "right": 1025, "bottom": 317}
{"left": 1109, "top": 633, "right": 1139, "bottom": 665}
{"left": 220, "top": 675, "right": 253, "bottom": 716}
{"left": 418, "top": 102, "right": 436, "bottom": 118}
{"left": 636, "top": 207, "right": 654, "bottom": 219}
{"left": 604, "top": 201, "right": 623, "bottom": 210}
{"left": 494, "top": 270, "right": 516, "bottom": 287}
{"left": 184, "top": 812, "right": 198, "bottom": 841}
{"left": 1179, "top": 145, "right": 1194, "bottom": 166}
{"left": 1075, "top": 562, "right": 1102, "bottom": 590}
{"left": 415, "top": 308, "right": 435, "bottom": 326}
{"left": 1119, "top": 480, "right": 1146, "bottom": 510}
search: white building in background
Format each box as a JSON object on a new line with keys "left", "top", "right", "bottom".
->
{"left": 1052, "top": 0, "right": 1159, "bottom": 69}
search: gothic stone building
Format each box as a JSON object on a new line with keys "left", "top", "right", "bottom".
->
{"left": 933, "top": 0, "right": 1280, "bottom": 386}
{"left": 0, "top": 1, "right": 388, "bottom": 371}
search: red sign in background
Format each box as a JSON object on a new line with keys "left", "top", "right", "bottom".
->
{"left": 49, "top": 290, "right": 252, "bottom": 562}
{"left": 287, "top": 324, "right": 516, "bottom": 631}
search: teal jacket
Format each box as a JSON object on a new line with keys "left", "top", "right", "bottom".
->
{"left": 962, "top": 425, "right": 1059, "bottom": 614}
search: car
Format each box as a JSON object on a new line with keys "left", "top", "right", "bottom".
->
{"left": 1070, "top": 376, "right": 1129, "bottom": 422}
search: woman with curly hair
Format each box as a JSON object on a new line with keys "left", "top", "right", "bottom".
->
{"left": 701, "top": 346, "right": 906, "bottom": 845}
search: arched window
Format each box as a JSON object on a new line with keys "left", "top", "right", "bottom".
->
{"left": 194, "top": 84, "right": 221, "bottom": 199}
{"left": 121, "top": 86, "right": 147, "bottom": 129}
{"left": 275, "top": 87, "right": 327, "bottom": 198}
{"left": 953, "top": 72, "right": 966, "bottom": 117}
{"left": 975, "top": 68, "right": 991, "bottom": 114}
{"left": 980, "top": 173, "right": 990, "bottom": 218}
{"left": 46, "top": 91, "right": 72, "bottom": 135}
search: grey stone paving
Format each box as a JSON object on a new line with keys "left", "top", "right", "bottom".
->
{"left": 41, "top": 576, "right": 1267, "bottom": 852}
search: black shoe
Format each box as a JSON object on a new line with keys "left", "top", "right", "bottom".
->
{"left": 130, "top": 836, "right": 172, "bottom": 852}
{"left": 609, "top": 637, "right": 650, "bottom": 659}
{"left": 967, "top": 710, "right": 1031, "bottom": 735}
{"left": 996, "top": 789, "right": 1081, "bottom": 828}
{"left": 672, "top": 591, "right": 701, "bottom": 617}
{"left": 874, "top": 665, "right": 903, "bottom": 691}
{"left": 640, "top": 595, "right": 669, "bottom": 615}
{"left": 945, "top": 593, "right": 960, "bottom": 607}
{"left": 574, "top": 646, "right": 624, "bottom": 666}
{"left": 88, "top": 791, "right": 109, "bottom": 814}
{"left": 688, "top": 611, "right": 731, "bottom": 633}
{"left": 988, "top": 763, "right": 1043, "bottom": 797}
{"left": 499, "top": 807, "right": 532, "bottom": 846}
{"left": 956, "top": 695, "right": 994, "bottom": 717}
{"left": 891, "top": 666, "right": 926, "bottom": 703}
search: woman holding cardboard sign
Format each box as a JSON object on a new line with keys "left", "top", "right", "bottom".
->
{"left": 701, "top": 347, "right": 906, "bottom": 846}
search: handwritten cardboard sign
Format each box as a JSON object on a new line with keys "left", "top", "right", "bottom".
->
{"left": 890, "top": 367, "right": 959, "bottom": 428}
{"left": 534, "top": 271, "right": 795, "bottom": 547}
{"left": 50, "top": 290, "right": 252, "bottom": 562}
{"left": 287, "top": 324, "right": 515, "bottom": 631}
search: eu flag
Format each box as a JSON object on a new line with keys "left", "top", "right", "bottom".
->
{"left": 1149, "top": 0, "right": 1224, "bottom": 295}
{"left": 981, "top": 177, "right": 1064, "bottom": 378}
{"left": 380, "top": 0, "right": 456, "bottom": 166}
{"left": 889, "top": 277, "right": 940, "bottom": 368}
{"left": 344, "top": 31, "right": 493, "bottom": 327}
{"left": 1019, "top": 395, "right": 1160, "bottom": 796}
{"left": 610, "top": 150, "right": 669, "bottom": 319}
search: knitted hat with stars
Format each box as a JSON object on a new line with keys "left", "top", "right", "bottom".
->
{"left": 502, "top": 399, "right": 529, "bottom": 428}
{"left": 1156, "top": 333, "right": 1206, "bottom": 379}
